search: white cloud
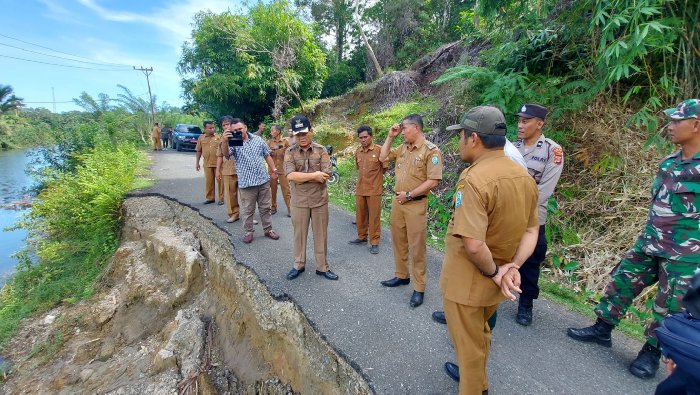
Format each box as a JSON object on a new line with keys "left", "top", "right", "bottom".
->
{"left": 77, "top": 0, "right": 237, "bottom": 53}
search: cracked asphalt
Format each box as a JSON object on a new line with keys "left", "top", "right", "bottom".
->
{"left": 140, "top": 149, "right": 665, "bottom": 394}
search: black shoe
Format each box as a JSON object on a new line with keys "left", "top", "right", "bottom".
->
{"left": 203, "top": 200, "right": 215, "bottom": 204}
{"left": 516, "top": 304, "right": 533, "bottom": 326}
{"left": 410, "top": 291, "right": 424, "bottom": 307}
{"left": 369, "top": 245, "right": 379, "bottom": 254}
{"left": 316, "top": 270, "right": 339, "bottom": 280}
{"left": 567, "top": 318, "right": 614, "bottom": 347}
{"left": 444, "top": 362, "right": 460, "bottom": 382}
{"left": 432, "top": 311, "right": 447, "bottom": 325}
{"left": 286, "top": 267, "right": 305, "bottom": 280}
{"left": 629, "top": 343, "right": 660, "bottom": 379}
{"left": 217, "top": 201, "right": 224, "bottom": 205}
{"left": 348, "top": 238, "right": 367, "bottom": 245}
{"left": 380, "top": 277, "right": 410, "bottom": 287}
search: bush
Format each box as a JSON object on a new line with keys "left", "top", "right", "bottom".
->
{"left": 0, "top": 143, "right": 147, "bottom": 348}
{"left": 360, "top": 99, "right": 439, "bottom": 141}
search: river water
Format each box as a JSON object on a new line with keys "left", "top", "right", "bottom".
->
{"left": 0, "top": 149, "right": 37, "bottom": 285}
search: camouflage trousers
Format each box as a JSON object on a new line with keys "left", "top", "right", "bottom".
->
{"left": 595, "top": 247, "right": 699, "bottom": 347}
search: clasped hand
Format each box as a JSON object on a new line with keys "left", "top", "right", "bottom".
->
{"left": 491, "top": 263, "right": 522, "bottom": 301}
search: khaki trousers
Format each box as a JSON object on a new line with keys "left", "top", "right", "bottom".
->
{"left": 238, "top": 182, "right": 273, "bottom": 234}
{"left": 270, "top": 172, "right": 291, "bottom": 211}
{"left": 356, "top": 194, "right": 382, "bottom": 245}
{"left": 203, "top": 167, "right": 224, "bottom": 202}
{"left": 223, "top": 174, "right": 239, "bottom": 218}
{"left": 291, "top": 204, "right": 329, "bottom": 272}
{"left": 152, "top": 136, "right": 162, "bottom": 150}
{"left": 443, "top": 299, "right": 499, "bottom": 395}
{"left": 390, "top": 198, "right": 427, "bottom": 292}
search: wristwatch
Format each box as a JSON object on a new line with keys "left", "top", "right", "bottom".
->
{"left": 406, "top": 191, "right": 413, "bottom": 201}
{"left": 481, "top": 265, "right": 499, "bottom": 278}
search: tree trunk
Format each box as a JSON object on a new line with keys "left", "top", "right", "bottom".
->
{"left": 473, "top": 0, "right": 480, "bottom": 28}
{"left": 354, "top": 1, "right": 382, "bottom": 79}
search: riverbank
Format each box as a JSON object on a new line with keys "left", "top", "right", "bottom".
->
{"left": 0, "top": 144, "right": 149, "bottom": 349}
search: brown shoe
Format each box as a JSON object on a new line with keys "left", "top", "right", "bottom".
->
{"left": 264, "top": 230, "right": 280, "bottom": 240}
{"left": 242, "top": 233, "right": 254, "bottom": 244}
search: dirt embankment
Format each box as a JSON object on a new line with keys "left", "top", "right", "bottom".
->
{"left": 1, "top": 196, "right": 372, "bottom": 394}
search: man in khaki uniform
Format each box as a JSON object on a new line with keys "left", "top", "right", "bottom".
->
{"left": 216, "top": 121, "right": 240, "bottom": 223}
{"left": 348, "top": 125, "right": 387, "bottom": 254}
{"left": 152, "top": 122, "right": 162, "bottom": 150}
{"left": 440, "top": 106, "right": 539, "bottom": 394}
{"left": 267, "top": 124, "right": 291, "bottom": 216}
{"left": 284, "top": 115, "right": 338, "bottom": 281}
{"left": 379, "top": 114, "right": 442, "bottom": 308}
{"left": 196, "top": 121, "right": 224, "bottom": 204}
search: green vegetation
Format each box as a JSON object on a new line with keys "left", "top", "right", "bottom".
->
{"left": 0, "top": 144, "right": 148, "bottom": 348}
{"left": 179, "top": 1, "right": 328, "bottom": 122}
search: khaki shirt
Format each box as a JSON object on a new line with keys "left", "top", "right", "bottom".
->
{"left": 196, "top": 134, "right": 221, "bottom": 168}
{"left": 216, "top": 141, "right": 236, "bottom": 176}
{"left": 439, "top": 150, "right": 539, "bottom": 307}
{"left": 152, "top": 126, "right": 160, "bottom": 138}
{"left": 387, "top": 136, "right": 443, "bottom": 194}
{"left": 267, "top": 137, "right": 290, "bottom": 171}
{"left": 284, "top": 142, "right": 332, "bottom": 208}
{"left": 355, "top": 144, "right": 387, "bottom": 196}
{"left": 515, "top": 134, "right": 563, "bottom": 224}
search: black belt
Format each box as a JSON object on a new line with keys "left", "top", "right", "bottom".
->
{"left": 396, "top": 194, "right": 426, "bottom": 201}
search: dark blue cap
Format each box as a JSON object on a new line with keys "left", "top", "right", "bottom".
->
{"left": 517, "top": 104, "right": 548, "bottom": 120}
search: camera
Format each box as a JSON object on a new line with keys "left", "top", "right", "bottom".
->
{"left": 228, "top": 131, "right": 243, "bottom": 147}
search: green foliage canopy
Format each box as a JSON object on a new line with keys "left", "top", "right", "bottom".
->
{"left": 178, "top": 1, "right": 328, "bottom": 122}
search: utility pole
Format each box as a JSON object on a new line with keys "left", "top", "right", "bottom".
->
{"left": 133, "top": 66, "right": 156, "bottom": 124}
{"left": 51, "top": 87, "right": 56, "bottom": 113}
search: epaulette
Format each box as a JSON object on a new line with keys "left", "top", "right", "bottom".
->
{"left": 426, "top": 141, "right": 437, "bottom": 150}
{"left": 544, "top": 137, "right": 561, "bottom": 151}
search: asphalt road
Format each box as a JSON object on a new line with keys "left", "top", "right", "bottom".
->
{"left": 140, "top": 149, "right": 664, "bottom": 394}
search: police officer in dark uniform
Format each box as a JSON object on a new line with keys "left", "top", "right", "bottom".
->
{"left": 514, "top": 103, "right": 563, "bottom": 326}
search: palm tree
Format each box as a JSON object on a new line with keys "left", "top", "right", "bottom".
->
{"left": 0, "top": 84, "right": 25, "bottom": 115}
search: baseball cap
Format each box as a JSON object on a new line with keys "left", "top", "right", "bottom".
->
{"left": 517, "top": 103, "right": 548, "bottom": 120}
{"left": 664, "top": 99, "right": 700, "bottom": 120}
{"left": 290, "top": 115, "right": 311, "bottom": 135}
{"left": 446, "top": 106, "right": 507, "bottom": 136}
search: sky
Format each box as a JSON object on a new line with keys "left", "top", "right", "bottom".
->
{"left": 1, "top": 0, "right": 244, "bottom": 113}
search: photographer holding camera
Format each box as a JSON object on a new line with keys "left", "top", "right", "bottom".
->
{"left": 221, "top": 116, "right": 280, "bottom": 244}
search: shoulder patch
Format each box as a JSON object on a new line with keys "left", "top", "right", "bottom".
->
{"left": 426, "top": 141, "right": 437, "bottom": 150}
{"left": 454, "top": 191, "right": 463, "bottom": 208}
{"left": 552, "top": 147, "right": 563, "bottom": 165}
{"left": 431, "top": 155, "right": 439, "bottom": 165}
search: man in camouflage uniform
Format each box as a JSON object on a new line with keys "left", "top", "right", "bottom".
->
{"left": 567, "top": 98, "right": 700, "bottom": 379}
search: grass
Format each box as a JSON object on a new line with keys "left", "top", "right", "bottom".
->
{"left": 0, "top": 144, "right": 150, "bottom": 350}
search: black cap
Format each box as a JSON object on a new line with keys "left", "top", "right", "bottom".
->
{"left": 517, "top": 104, "right": 548, "bottom": 120}
{"left": 290, "top": 115, "right": 311, "bottom": 135}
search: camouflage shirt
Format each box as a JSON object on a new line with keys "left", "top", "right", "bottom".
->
{"left": 634, "top": 151, "right": 700, "bottom": 263}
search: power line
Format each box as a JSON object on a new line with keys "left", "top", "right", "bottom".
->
{"left": 23, "top": 92, "right": 151, "bottom": 104}
{"left": 0, "top": 32, "right": 132, "bottom": 67}
{"left": 0, "top": 54, "right": 134, "bottom": 71}
{"left": 0, "top": 42, "right": 132, "bottom": 68}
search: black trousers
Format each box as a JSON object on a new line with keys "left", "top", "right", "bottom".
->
{"left": 519, "top": 225, "right": 547, "bottom": 306}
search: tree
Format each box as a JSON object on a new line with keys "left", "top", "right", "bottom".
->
{"left": 295, "top": 0, "right": 354, "bottom": 62}
{"left": 0, "top": 85, "right": 24, "bottom": 115}
{"left": 178, "top": 1, "right": 328, "bottom": 122}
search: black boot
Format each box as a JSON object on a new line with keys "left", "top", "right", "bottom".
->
{"left": 628, "top": 342, "right": 660, "bottom": 379}
{"left": 516, "top": 299, "right": 533, "bottom": 326}
{"left": 566, "top": 318, "right": 614, "bottom": 347}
